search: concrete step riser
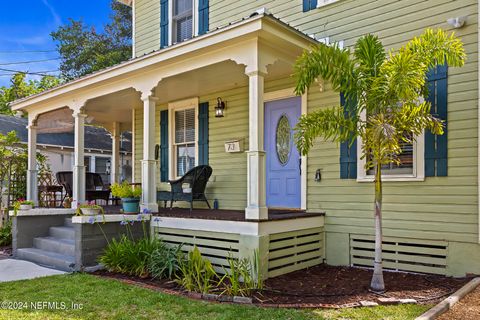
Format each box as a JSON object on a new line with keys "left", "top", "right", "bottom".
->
{"left": 49, "top": 227, "right": 75, "bottom": 240}
{"left": 16, "top": 249, "right": 75, "bottom": 272}
{"left": 64, "top": 218, "right": 74, "bottom": 228}
{"left": 33, "top": 238, "right": 75, "bottom": 257}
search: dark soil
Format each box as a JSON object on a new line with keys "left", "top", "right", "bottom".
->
{"left": 256, "top": 265, "right": 470, "bottom": 305}
{"left": 0, "top": 246, "right": 11, "bottom": 259}
{"left": 94, "top": 264, "right": 471, "bottom": 307}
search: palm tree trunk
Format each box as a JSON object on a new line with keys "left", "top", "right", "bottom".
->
{"left": 370, "top": 161, "right": 385, "bottom": 292}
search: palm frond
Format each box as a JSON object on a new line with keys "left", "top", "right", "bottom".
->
{"left": 294, "top": 43, "right": 355, "bottom": 96}
{"left": 294, "top": 106, "right": 357, "bottom": 155}
{"left": 406, "top": 28, "right": 466, "bottom": 69}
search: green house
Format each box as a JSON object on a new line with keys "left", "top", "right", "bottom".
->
{"left": 11, "top": 0, "right": 479, "bottom": 278}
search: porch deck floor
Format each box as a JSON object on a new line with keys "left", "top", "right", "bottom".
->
{"left": 103, "top": 206, "right": 324, "bottom": 222}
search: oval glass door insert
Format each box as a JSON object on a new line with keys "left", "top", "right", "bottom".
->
{"left": 276, "top": 114, "right": 292, "bottom": 166}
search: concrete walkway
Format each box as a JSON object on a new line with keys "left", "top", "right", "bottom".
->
{"left": 0, "top": 259, "right": 66, "bottom": 282}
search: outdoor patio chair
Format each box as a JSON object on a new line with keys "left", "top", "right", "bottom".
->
{"left": 56, "top": 171, "right": 111, "bottom": 205}
{"left": 157, "top": 165, "right": 212, "bottom": 211}
{"left": 38, "top": 171, "right": 64, "bottom": 208}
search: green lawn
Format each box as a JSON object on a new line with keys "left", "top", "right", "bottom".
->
{"left": 0, "top": 274, "right": 430, "bottom": 320}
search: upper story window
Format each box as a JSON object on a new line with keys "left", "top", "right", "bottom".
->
{"left": 303, "top": 0, "right": 340, "bottom": 12}
{"left": 161, "top": 0, "right": 209, "bottom": 49}
{"left": 173, "top": 0, "right": 193, "bottom": 43}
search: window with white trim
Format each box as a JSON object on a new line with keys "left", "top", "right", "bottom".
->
{"left": 357, "top": 113, "right": 425, "bottom": 181}
{"left": 169, "top": 98, "right": 198, "bottom": 179}
{"left": 317, "top": 0, "right": 341, "bottom": 7}
{"left": 170, "top": 0, "right": 197, "bottom": 44}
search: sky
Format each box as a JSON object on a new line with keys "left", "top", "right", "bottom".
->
{"left": 0, "top": 0, "right": 114, "bottom": 86}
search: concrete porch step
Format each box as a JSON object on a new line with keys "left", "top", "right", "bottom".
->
{"left": 64, "top": 218, "right": 74, "bottom": 228}
{"left": 33, "top": 237, "right": 75, "bottom": 256}
{"left": 49, "top": 226, "right": 75, "bottom": 240}
{"left": 16, "top": 248, "right": 75, "bottom": 272}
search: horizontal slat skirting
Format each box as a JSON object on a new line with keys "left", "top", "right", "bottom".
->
{"left": 268, "top": 258, "right": 323, "bottom": 278}
{"left": 350, "top": 234, "right": 447, "bottom": 275}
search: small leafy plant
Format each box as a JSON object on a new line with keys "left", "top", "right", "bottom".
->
{"left": 0, "top": 220, "right": 12, "bottom": 247}
{"left": 99, "top": 235, "right": 162, "bottom": 278}
{"left": 111, "top": 181, "right": 142, "bottom": 199}
{"left": 148, "top": 242, "right": 185, "bottom": 279}
{"left": 176, "top": 246, "right": 218, "bottom": 293}
{"left": 75, "top": 202, "right": 105, "bottom": 216}
{"left": 13, "top": 199, "right": 35, "bottom": 215}
{"left": 219, "top": 252, "right": 263, "bottom": 297}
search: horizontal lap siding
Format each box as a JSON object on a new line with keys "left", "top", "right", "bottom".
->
{"left": 209, "top": 0, "right": 479, "bottom": 244}
{"left": 135, "top": 0, "right": 160, "bottom": 57}
{"left": 133, "top": 78, "right": 295, "bottom": 210}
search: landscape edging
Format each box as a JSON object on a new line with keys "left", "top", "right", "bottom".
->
{"left": 415, "top": 277, "right": 480, "bottom": 320}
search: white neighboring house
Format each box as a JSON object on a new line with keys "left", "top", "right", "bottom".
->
{"left": 0, "top": 114, "right": 132, "bottom": 184}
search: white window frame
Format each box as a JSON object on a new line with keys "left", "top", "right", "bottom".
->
{"left": 168, "top": 0, "right": 199, "bottom": 46}
{"left": 356, "top": 110, "right": 425, "bottom": 182}
{"left": 317, "top": 0, "right": 341, "bottom": 8}
{"left": 168, "top": 97, "right": 199, "bottom": 180}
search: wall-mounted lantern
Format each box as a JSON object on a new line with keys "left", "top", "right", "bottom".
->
{"left": 215, "top": 97, "right": 226, "bottom": 118}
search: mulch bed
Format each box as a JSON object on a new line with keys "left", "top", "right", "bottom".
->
{"left": 0, "top": 246, "right": 11, "bottom": 260}
{"left": 437, "top": 286, "right": 480, "bottom": 320}
{"left": 93, "top": 264, "right": 471, "bottom": 308}
{"left": 256, "top": 265, "right": 469, "bottom": 305}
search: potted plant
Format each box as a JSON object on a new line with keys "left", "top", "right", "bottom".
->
{"left": 76, "top": 202, "right": 105, "bottom": 216}
{"left": 13, "top": 199, "right": 34, "bottom": 213}
{"left": 110, "top": 181, "right": 142, "bottom": 213}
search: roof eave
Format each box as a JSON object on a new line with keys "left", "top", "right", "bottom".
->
{"left": 116, "top": 0, "right": 132, "bottom": 7}
{"left": 11, "top": 14, "right": 316, "bottom": 111}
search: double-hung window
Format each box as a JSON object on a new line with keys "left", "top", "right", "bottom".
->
{"left": 172, "top": 0, "right": 193, "bottom": 43}
{"left": 357, "top": 112, "right": 425, "bottom": 182}
{"left": 169, "top": 98, "right": 198, "bottom": 178}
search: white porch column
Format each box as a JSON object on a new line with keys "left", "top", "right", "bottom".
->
{"left": 73, "top": 111, "right": 87, "bottom": 207}
{"left": 26, "top": 121, "right": 38, "bottom": 206}
{"left": 141, "top": 95, "right": 158, "bottom": 212}
{"left": 111, "top": 121, "right": 120, "bottom": 184}
{"left": 245, "top": 71, "right": 268, "bottom": 220}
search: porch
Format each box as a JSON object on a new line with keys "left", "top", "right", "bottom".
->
{"left": 9, "top": 13, "right": 325, "bottom": 278}
{"left": 12, "top": 13, "right": 316, "bottom": 221}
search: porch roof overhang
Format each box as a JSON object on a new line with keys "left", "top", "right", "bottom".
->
{"left": 11, "top": 14, "right": 317, "bottom": 126}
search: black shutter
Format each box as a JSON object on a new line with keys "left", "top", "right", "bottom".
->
{"left": 198, "top": 102, "right": 209, "bottom": 165}
{"left": 160, "top": 110, "right": 169, "bottom": 182}
{"left": 198, "top": 0, "right": 209, "bottom": 35}
{"left": 340, "top": 92, "right": 357, "bottom": 179}
{"left": 425, "top": 64, "right": 448, "bottom": 177}
{"left": 160, "top": 0, "right": 169, "bottom": 48}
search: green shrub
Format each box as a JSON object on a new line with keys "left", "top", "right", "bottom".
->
{"left": 148, "top": 242, "right": 185, "bottom": 279}
{"left": 110, "top": 181, "right": 142, "bottom": 199}
{"left": 99, "top": 235, "right": 161, "bottom": 277}
{"left": 0, "top": 220, "right": 12, "bottom": 247}
{"left": 176, "top": 246, "right": 218, "bottom": 293}
{"left": 220, "top": 253, "right": 262, "bottom": 297}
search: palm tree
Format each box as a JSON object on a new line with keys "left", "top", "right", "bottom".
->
{"left": 293, "top": 29, "right": 466, "bottom": 292}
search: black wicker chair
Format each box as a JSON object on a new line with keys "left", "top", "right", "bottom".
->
{"left": 56, "top": 171, "right": 110, "bottom": 204}
{"left": 157, "top": 165, "right": 212, "bottom": 211}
